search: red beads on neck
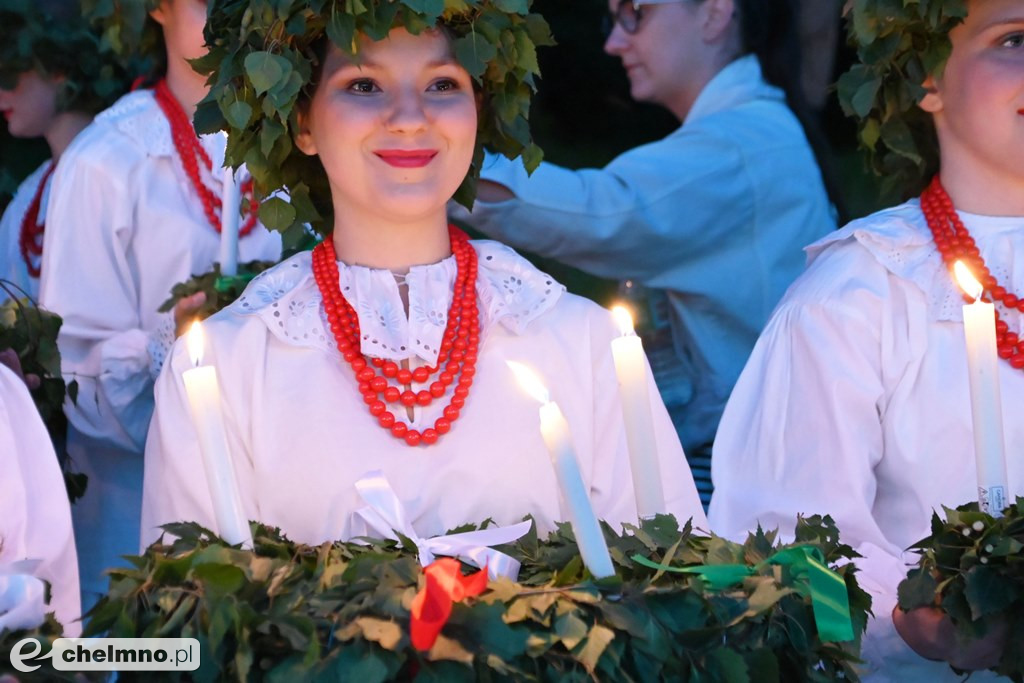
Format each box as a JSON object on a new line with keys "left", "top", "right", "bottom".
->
{"left": 152, "top": 80, "right": 260, "bottom": 237}
{"left": 922, "top": 176, "right": 1024, "bottom": 369}
{"left": 18, "top": 163, "right": 56, "bottom": 278}
{"left": 311, "top": 226, "right": 481, "bottom": 447}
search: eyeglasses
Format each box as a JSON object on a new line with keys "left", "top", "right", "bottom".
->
{"left": 601, "top": 0, "right": 689, "bottom": 36}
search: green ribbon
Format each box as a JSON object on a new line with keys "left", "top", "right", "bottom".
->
{"left": 631, "top": 545, "right": 855, "bottom": 642}
{"left": 214, "top": 273, "right": 259, "bottom": 293}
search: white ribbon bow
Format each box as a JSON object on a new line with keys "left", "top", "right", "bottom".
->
{"left": 0, "top": 561, "right": 47, "bottom": 633}
{"left": 353, "top": 471, "right": 532, "bottom": 581}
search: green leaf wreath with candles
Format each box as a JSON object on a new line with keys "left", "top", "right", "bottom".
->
{"left": 188, "top": 0, "right": 554, "bottom": 248}
{"left": 0, "top": 286, "right": 86, "bottom": 502}
{"left": 86, "top": 514, "right": 870, "bottom": 682}
{"left": 897, "top": 499, "right": 1024, "bottom": 680}
{"left": 836, "top": 0, "right": 967, "bottom": 199}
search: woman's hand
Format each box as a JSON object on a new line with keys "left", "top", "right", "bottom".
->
{"left": 892, "top": 605, "right": 1007, "bottom": 671}
{"left": 173, "top": 292, "right": 207, "bottom": 338}
{"left": 0, "top": 348, "right": 40, "bottom": 390}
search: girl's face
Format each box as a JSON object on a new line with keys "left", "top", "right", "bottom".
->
{"left": 0, "top": 70, "right": 60, "bottom": 138}
{"left": 920, "top": 0, "right": 1024, "bottom": 185}
{"left": 295, "top": 28, "right": 477, "bottom": 224}
{"left": 151, "top": 0, "right": 209, "bottom": 68}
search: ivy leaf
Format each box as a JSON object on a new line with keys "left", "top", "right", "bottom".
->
{"left": 964, "top": 566, "right": 1017, "bottom": 620}
{"left": 244, "top": 51, "right": 293, "bottom": 96}
{"left": 226, "top": 100, "right": 253, "bottom": 129}
{"left": 259, "top": 196, "right": 298, "bottom": 232}
{"left": 453, "top": 33, "right": 498, "bottom": 80}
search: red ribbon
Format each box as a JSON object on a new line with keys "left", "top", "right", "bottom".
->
{"left": 410, "top": 558, "right": 488, "bottom": 651}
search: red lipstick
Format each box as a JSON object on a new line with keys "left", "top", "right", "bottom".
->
{"left": 375, "top": 149, "right": 438, "bottom": 168}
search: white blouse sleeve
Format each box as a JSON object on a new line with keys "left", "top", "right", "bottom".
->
{"left": 140, "top": 321, "right": 259, "bottom": 550}
{"left": 586, "top": 308, "right": 708, "bottom": 530}
{"left": 0, "top": 365, "right": 81, "bottom": 636}
{"left": 40, "top": 140, "right": 158, "bottom": 452}
{"left": 706, "top": 243, "right": 938, "bottom": 676}
{"left": 458, "top": 131, "right": 751, "bottom": 284}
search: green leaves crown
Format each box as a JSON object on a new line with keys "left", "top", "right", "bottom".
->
{"left": 192, "top": 0, "right": 554, "bottom": 246}
{"left": 836, "top": 0, "right": 967, "bottom": 199}
{"left": 86, "top": 514, "right": 871, "bottom": 682}
{"left": 0, "top": 0, "right": 134, "bottom": 115}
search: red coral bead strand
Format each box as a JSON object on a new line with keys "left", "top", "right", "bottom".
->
{"left": 311, "top": 227, "right": 479, "bottom": 446}
{"left": 922, "top": 176, "right": 1024, "bottom": 369}
{"left": 153, "top": 80, "right": 260, "bottom": 237}
{"left": 18, "top": 163, "right": 57, "bottom": 278}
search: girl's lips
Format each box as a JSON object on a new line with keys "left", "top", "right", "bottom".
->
{"left": 375, "top": 150, "right": 438, "bottom": 168}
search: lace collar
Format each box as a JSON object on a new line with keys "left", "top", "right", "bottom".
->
{"left": 229, "top": 240, "right": 566, "bottom": 364}
{"left": 806, "top": 199, "right": 1024, "bottom": 324}
{"left": 95, "top": 91, "right": 227, "bottom": 175}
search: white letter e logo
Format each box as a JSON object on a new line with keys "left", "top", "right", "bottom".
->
{"left": 10, "top": 637, "right": 49, "bottom": 673}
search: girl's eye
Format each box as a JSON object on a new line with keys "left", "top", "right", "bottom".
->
{"left": 347, "top": 79, "right": 380, "bottom": 94}
{"left": 1000, "top": 32, "right": 1024, "bottom": 48}
{"left": 429, "top": 78, "right": 459, "bottom": 93}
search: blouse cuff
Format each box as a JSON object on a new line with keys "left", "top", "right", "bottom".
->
{"left": 147, "top": 313, "right": 177, "bottom": 380}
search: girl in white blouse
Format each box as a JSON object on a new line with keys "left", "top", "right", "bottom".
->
{"left": 39, "top": 0, "right": 281, "bottom": 605}
{"left": 709, "top": 0, "right": 1022, "bottom": 679}
{"left": 142, "top": 8, "right": 706, "bottom": 554}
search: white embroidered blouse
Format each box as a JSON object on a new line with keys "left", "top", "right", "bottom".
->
{"left": 708, "top": 200, "right": 1020, "bottom": 681}
{"left": 142, "top": 241, "right": 707, "bottom": 548}
{"left": 0, "top": 160, "right": 52, "bottom": 300}
{"left": 39, "top": 90, "right": 282, "bottom": 452}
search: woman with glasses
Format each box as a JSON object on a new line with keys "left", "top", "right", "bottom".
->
{"left": 453, "top": 0, "right": 839, "bottom": 508}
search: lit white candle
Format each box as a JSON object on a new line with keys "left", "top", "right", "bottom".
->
{"left": 218, "top": 165, "right": 240, "bottom": 277}
{"left": 610, "top": 305, "right": 665, "bottom": 520}
{"left": 181, "top": 321, "right": 252, "bottom": 546}
{"left": 954, "top": 261, "right": 1010, "bottom": 516}
{"left": 507, "top": 361, "right": 615, "bottom": 578}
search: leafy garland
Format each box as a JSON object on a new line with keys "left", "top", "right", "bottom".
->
{"left": 0, "top": 286, "right": 86, "bottom": 502}
{"left": 0, "top": 614, "right": 82, "bottom": 680}
{"left": 86, "top": 514, "right": 870, "bottom": 682}
{"left": 190, "top": 0, "right": 554, "bottom": 246}
{"left": 836, "top": 0, "right": 967, "bottom": 199}
{"left": 898, "top": 499, "right": 1024, "bottom": 681}
{"left": 82, "top": 0, "right": 165, "bottom": 81}
{"left": 159, "top": 260, "right": 280, "bottom": 319}
{"left": 0, "top": 0, "right": 133, "bottom": 115}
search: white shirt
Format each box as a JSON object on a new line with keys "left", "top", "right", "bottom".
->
{"left": 142, "top": 242, "right": 706, "bottom": 548}
{"left": 40, "top": 90, "right": 282, "bottom": 452}
{"left": 0, "top": 160, "right": 52, "bottom": 300}
{"left": 38, "top": 90, "right": 282, "bottom": 602}
{"left": 0, "top": 363, "right": 80, "bottom": 636}
{"left": 708, "top": 200, "right": 1019, "bottom": 681}
{"left": 452, "top": 55, "right": 836, "bottom": 452}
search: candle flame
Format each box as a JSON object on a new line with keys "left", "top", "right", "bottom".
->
{"left": 506, "top": 361, "right": 550, "bottom": 404}
{"left": 611, "top": 305, "right": 635, "bottom": 336}
{"left": 187, "top": 320, "right": 205, "bottom": 367}
{"left": 954, "top": 260, "right": 984, "bottom": 301}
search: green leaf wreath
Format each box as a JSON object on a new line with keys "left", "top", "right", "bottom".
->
{"left": 86, "top": 514, "right": 870, "bottom": 682}
{"left": 0, "top": 286, "right": 86, "bottom": 503}
{"left": 837, "top": 0, "right": 968, "bottom": 199}
{"left": 898, "top": 499, "right": 1024, "bottom": 681}
{"left": 0, "top": 0, "right": 134, "bottom": 115}
{"left": 191, "top": 0, "right": 555, "bottom": 245}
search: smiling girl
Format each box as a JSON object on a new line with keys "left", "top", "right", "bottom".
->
{"left": 140, "top": 1, "right": 705, "bottom": 553}
{"left": 708, "top": 0, "right": 1024, "bottom": 678}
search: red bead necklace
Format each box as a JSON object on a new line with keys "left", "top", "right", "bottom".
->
{"left": 152, "top": 80, "right": 260, "bottom": 237}
{"left": 18, "top": 163, "right": 57, "bottom": 278}
{"left": 311, "top": 226, "right": 481, "bottom": 447}
{"left": 922, "top": 176, "right": 1024, "bottom": 369}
